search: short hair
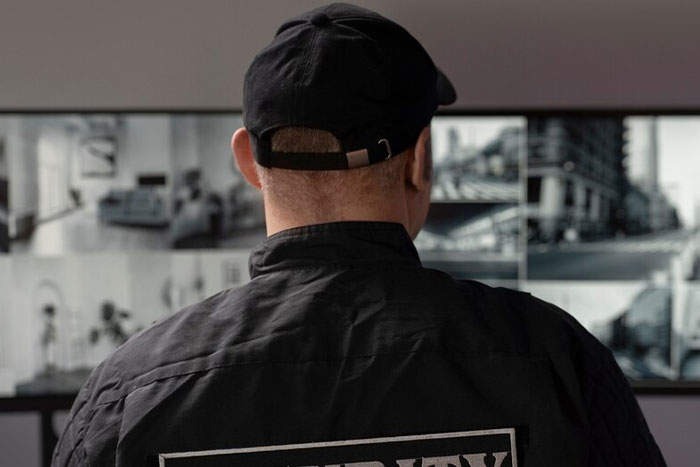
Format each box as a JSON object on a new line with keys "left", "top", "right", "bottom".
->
{"left": 256, "top": 127, "right": 411, "bottom": 220}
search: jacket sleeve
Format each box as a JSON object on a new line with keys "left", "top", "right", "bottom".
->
{"left": 586, "top": 346, "right": 666, "bottom": 467}
{"left": 526, "top": 292, "right": 667, "bottom": 467}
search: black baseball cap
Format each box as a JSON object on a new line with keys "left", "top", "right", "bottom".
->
{"left": 243, "top": 2, "right": 456, "bottom": 171}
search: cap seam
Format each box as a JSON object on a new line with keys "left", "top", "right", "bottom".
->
{"left": 290, "top": 27, "right": 321, "bottom": 122}
{"left": 298, "top": 27, "right": 320, "bottom": 94}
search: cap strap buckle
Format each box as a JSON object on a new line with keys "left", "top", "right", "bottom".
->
{"left": 378, "top": 138, "right": 392, "bottom": 160}
{"left": 346, "top": 139, "right": 392, "bottom": 168}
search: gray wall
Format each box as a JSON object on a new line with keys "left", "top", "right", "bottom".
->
{"left": 1, "top": 0, "right": 699, "bottom": 466}
{"left": 2, "top": 0, "right": 700, "bottom": 110}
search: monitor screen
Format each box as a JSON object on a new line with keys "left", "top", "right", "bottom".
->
{"left": 416, "top": 116, "right": 524, "bottom": 281}
{"left": 0, "top": 112, "right": 698, "bottom": 398}
{"left": 0, "top": 113, "right": 262, "bottom": 397}
{"left": 523, "top": 115, "right": 700, "bottom": 384}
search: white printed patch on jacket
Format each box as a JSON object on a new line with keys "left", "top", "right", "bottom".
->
{"left": 158, "top": 429, "right": 518, "bottom": 467}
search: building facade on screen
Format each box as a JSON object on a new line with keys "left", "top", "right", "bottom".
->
{"left": 526, "top": 116, "right": 680, "bottom": 244}
{"left": 526, "top": 116, "right": 626, "bottom": 243}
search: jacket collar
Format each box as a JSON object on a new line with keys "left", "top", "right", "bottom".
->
{"left": 249, "top": 221, "right": 422, "bottom": 278}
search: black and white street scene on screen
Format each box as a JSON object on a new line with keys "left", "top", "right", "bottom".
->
{"left": 430, "top": 117, "right": 524, "bottom": 203}
{"left": 527, "top": 116, "right": 700, "bottom": 281}
{"left": 522, "top": 280, "right": 700, "bottom": 381}
{"left": 415, "top": 203, "right": 520, "bottom": 280}
{"left": 0, "top": 251, "right": 249, "bottom": 397}
{"left": 422, "top": 117, "right": 525, "bottom": 282}
{"left": 3, "top": 114, "right": 265, "bottom": 255}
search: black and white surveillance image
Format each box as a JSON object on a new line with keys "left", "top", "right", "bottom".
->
{"left": 418, "top": 116, "right": 525, "bottom": 282}
{"left": 526, "top": 116, "right": 700, "bottom": 282}
{"left": 523, "top": 280, "right": 700, "bottom": 381}
{"left": 2, "top": 114, "right": 265, "bottom": 255}
{"left": 0, "top": 250, "right": 249, "bottom": 397}
{"left": 430, "top": 116, "right": 524, "bottom": 203}
{"left": 415, "top": 202, "right": 520, "bottom": 281}
{"left": 169, "top": 116, "right": 265, "bottom": 249}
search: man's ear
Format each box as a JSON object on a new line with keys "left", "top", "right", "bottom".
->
{"left": 405, "top": 125, "right": 432, "bottom": 192}
{"left": 232, "top": 127, "right": 262, "bottom": 190}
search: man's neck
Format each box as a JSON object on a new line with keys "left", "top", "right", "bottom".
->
{"left": 263, "top": 201, "right": 409, "bottom": 237}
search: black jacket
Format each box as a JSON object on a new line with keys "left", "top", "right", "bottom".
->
{"left": 52, "top": 222, "right": 665, "bottom": 466}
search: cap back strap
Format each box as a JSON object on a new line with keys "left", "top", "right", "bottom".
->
{"left": 259, "top": 139, "right": 393, "bottom": 171}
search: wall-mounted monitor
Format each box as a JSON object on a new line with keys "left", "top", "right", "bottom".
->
{"left": 0, "top": 111, "right": 698, "bottom": 400}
